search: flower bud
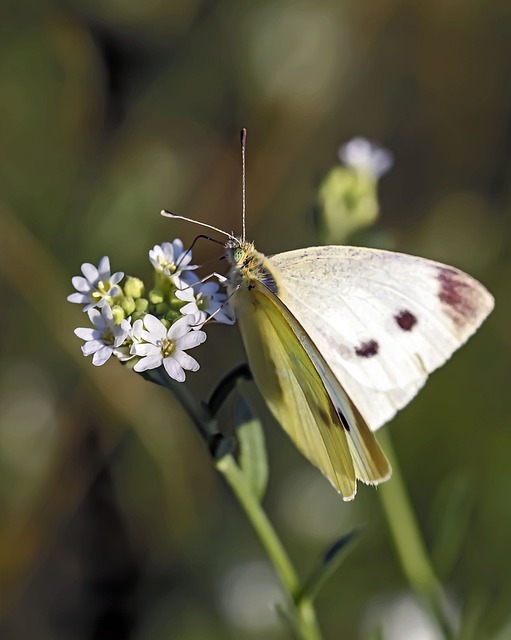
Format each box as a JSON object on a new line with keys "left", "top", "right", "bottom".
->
{"left": 111, "top": 305, "right": 126, "bottom": 324}
{"left": 149, "top": 288, "right": 165, "bottom": 304}
{"left": 121, "top": 296, "right": 135, "bottom": 316}
{"left": 135, "top": 298, "right": 149, "bottom": 313}
{"left": 124, "top": 276, "right": 145, "bottom": 299}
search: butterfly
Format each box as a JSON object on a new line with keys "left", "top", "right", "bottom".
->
{"left": 162, "top": 138, "right": 494, "bottom": 501}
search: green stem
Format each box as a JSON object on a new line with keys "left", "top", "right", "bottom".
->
{"left": 216, "top": 454, "right": 322, "bottom": 640}
{"left": 142, "top": 367, "right": 322, "bottom": 640}
{"left": 378, "top": 429, "right": 456, "bottom": 639}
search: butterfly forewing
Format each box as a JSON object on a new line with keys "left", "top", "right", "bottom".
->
{"left": 271, "top": 246, "right": 494, "bottom": 431}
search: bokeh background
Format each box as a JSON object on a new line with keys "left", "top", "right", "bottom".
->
{"left": 1, "top": 1, "right": 510, "bottom": 639}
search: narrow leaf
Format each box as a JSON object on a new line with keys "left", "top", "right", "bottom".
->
{"left": 430, "top": 474, "right": 474, "bottom": 578}
{"left": 299, "top": 528, "right": 361, "bottom": 604}
{"left": 235, "top": 396, "right": 269, "bottom": 501}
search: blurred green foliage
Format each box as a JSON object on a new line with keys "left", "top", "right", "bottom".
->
{"left": 0, "top": 0, "right": 510, "bottom": 638}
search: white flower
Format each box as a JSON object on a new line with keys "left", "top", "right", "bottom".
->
{"left": 68, "top": 256, "right": 124, "bottom": 311}
{"left": 176, "top": 281, "right": 235, "bottom": 326}
{"left": 131, "top": 314, "right": 206, "bottom": 382}
{"left": 338, "top": 137, "right": 394, "bottom": 179}
{"left": 74, "top": 305, "right": 131, "bottom": 366}
{"left": 175, "top": 286, "right": 207, "bottom": 325}
{"left": 149, "top": 240, "right": 198, "bottom": 285}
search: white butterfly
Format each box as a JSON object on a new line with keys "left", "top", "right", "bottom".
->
{"left": 162, "top": 135, "right": 494, "bottom": 500}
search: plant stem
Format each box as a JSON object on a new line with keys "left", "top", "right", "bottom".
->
{"left": 144, "top": 368, "right": 322, "bottom": 639}
{"left": 216, "top": 454, "right": 322, "bottom": 640}
{"left": 378, "top": 429, "right": 456, "bottom": 640}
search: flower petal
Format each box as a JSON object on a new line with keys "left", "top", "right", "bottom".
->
{"left": 133, "top": 343, "right": 161, "bottom": 357}
{"left": 179, "top": 301, "right": 196, "bottom": 315}
{"left": 81, "top": 340, "right": 104, "bottom": 355}
{"left": 172, "top": 239, "right": 184, "bottom": 255}
{"left": 163, "top": 357, "right": 185, "bottom": 382}
{"left": 176, "top": 330, "right": 207, "bottom": 350}
{"left": 92, "top": 345, "right": 113, "bottom": 366}
{"left": 180, "top": 270, "right": 200, "bottom": 285}
{"left": 97, "top": 256, "right": 111, "bottom": 280}
{"left": 175, "top": 286, "right": 196, "bottom": 302}
{"left": 212, "top": 308, "right": 236, "bottom": 325}
{"left": 172, "top": 350, "right": 200, "bottom": 372}
{"left": 81, "top": 262, "right": 99, "bottom": 283}
{"left": 168, "top": 316, "right": 193, "bottom": 340}
{"left": 110, "top": 271, "right": 124, "bottom": 285}
{"left": 82, "top": 301, "right": 99, "bottom": 312}
{"left": 71, "top": 276, "right": 91, "bottom": 292}
{"left": 143, "top": 314, "right": 167, "bottom": 339}
{"left": 161, "top": 242, "right": 174, "bottom": 260}
{"left": 67, "top": 292, "right": 89, "bottom": 304}
{"left": 134, "top": 354, "right": 163, "bottom": 372}
{"left": 74, "top": 327, "right": 100, "bottom": 341}
{"left": 114, "top": 346, "right": 133, "bottom": 361}
{"left": 199, "top": 281, "right": 219, "bottom": 296}
{"left": 339, "top": 138, "right": 394, "bottom": 179}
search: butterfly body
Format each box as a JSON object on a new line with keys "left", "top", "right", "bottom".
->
{"left": 226, "top": 240, "right": 493, "bottom": 500}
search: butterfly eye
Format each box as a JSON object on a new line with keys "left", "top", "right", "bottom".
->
{"left": 234, "top": 248, "right": 244, "bottom": 263}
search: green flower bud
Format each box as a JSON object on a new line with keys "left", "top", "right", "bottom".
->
{"left": 170, "top": 296, "right": 186, "bottom": 311}
{"left": 111, "top": 305, "right": 126, "bottom": 324}
{"left": 165, "top": 309, "right": 182, "bottom": 325}
{"left": 121, "top": 296, "right": 136, "bottom": 316}
{"left": 149, "top": 288, "right": 165, "bottom": 304}
{"left": 135, "top": 298, "right": 149, "bottom": 313}
{"left": 155, "top": 302, "right": 170, "bottom": 317}
{"left": 317, "top": 167, "right": 379, "bottom": 244}
{"left": 124, "top": 277, "right": 145, "bottom": 299}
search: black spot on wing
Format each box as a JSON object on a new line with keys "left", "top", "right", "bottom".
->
{"left": 395, "top": 309, "right": 417, "bottom": 331}
{"left": 437, "top": 267, "right": 476, "bottom": 327}
{"left": 335, "top": 407, "right": 350, "bottom": 432}
{"left": 316, "top": 401, "right": 351, "bottom": 432}
{"left": 355, "top": 339, "right": 379, "bottom": 358}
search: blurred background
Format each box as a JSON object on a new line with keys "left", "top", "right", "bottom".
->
{"left": 0, "top": 0, "right": 510, "bottom": 638}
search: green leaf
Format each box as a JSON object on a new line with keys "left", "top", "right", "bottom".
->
{"left": 235, "top": 396, "right": 269, "bottom": 501}
{"left": 299, "top": 528, "right": 361, "bottom": 604}
{"left": 430, "top": 473, "right": 474, "bottom": 578}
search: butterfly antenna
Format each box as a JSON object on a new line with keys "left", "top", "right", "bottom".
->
{"left": 161, "top": 210, "right": 235, "bottom": 241}
{"left": 241, "top": 128, "right": 247, "bottom": 242}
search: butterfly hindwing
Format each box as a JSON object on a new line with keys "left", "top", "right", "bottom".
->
{"left": 253, "top": 283, "right": 391, "bottom": 487}
{"left": 233, "top": 281, "right": 390, "bottom": 499}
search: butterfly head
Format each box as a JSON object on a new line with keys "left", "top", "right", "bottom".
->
{"left": 226, "top": 239, "right": 279, "bottom": 294}
{"left": 226, "top": 239, "right": 256, "bottom": 273}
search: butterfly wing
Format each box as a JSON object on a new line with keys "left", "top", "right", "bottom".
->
{"left": 233, "top": 281, "right": 390, "bottom": 499}
{"left": 270, "top": 246, "right": 494, "bottom": 431}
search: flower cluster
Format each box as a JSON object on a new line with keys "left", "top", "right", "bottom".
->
{"left": 68, "top": 241, "right": 234, "bottom": 382}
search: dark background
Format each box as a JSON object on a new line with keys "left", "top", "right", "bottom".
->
{"left": 0, "top": 1, "right": 510, "bottom": 638}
